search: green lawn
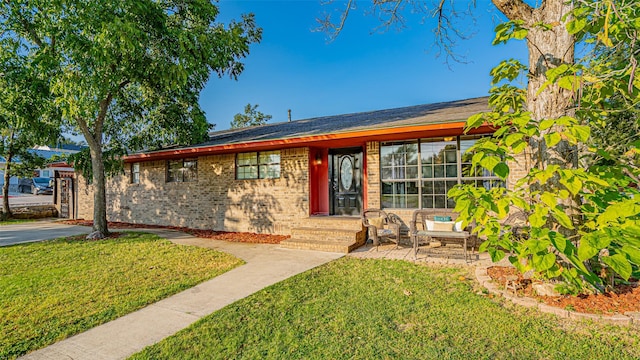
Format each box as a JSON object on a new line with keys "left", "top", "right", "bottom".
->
{"left": 0, "top": 232, "right": 244, "bottom": 359}
{"left": 132, "top": 258, "right": 640, "bottom": 360}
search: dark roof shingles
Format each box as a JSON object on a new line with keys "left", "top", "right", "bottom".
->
{"left": 199, "top": 97, "right": 488, "bottom": 148}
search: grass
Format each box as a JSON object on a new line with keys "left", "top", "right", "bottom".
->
{"left": 131, "top": 258, "right": 640, "bottom": 360}
{"left": 0, "top": 232, "right": 244, "bottom": 359}
{"left": 0, "top": 218, "right": 35, "bottom": 225}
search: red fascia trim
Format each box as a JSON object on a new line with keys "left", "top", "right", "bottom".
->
{"left": 125, "top": 122, "right": 493, "bottom": 162}
{"left": 47, "top": 162, "right": 72, "bottom": 167}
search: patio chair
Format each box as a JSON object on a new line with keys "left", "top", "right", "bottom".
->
{"left": 362, "top": 209, "right": 401, "bottom": 248}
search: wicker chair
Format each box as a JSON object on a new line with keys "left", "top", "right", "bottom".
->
{"left": 362, "top": 209, "right": 401, "bottom": 248}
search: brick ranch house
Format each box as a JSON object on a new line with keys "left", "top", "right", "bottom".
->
{"left": 75, "top": 97, "right": 530, "bottom": 252}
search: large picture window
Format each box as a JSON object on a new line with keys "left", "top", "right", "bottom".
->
{"left": 381, "top": 135, "right": 503, "bottom": 209}
{"left": 167, "top": 159, "right": 197, "bottom": 182}
{"left": 236, "top": 151, "right": 281, "bottom": 180}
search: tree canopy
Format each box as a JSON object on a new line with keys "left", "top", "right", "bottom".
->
{"left": 0, "top": 0, "right": 261, "bottom": 236}
{"left": 0, "top": 31, "right": 60, "bottom": 218}
{"left": 231, "top": 103, "right": 273, "bottom": 129}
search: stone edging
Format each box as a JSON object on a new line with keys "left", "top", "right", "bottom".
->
{"left": 474, "top": 266, "right": 640, "bottom": 327}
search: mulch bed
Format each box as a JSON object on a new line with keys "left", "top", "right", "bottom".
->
{"left": 61, "top": 220, "right": 290, "bottom": 244}
{"left": 487, "top": 266, "right": 640, "bottom": 315}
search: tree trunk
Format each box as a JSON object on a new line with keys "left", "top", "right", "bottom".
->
{"left": 2, "top": 131, "right": 16, "bottom": 220}
{"left": 2, "top": 154, "right": 12, "bottom": 220}
{"left": 524, "top": 2, "right": 580, "bottom": 236}
{"left": 494, "top": 0, "right": 578, "bottom": 231}
{"left": 88, "top": 143, "right": 109, "bottom": 238}
{"left": 493, "top": 0, "right": 575, "bottom": 121}
{"left": 524, "top": 1, "right": 576, "bottom": 160}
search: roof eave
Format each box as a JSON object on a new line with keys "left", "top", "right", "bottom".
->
{"left": 124, "top": 121, "right": 493, "bottom": 162}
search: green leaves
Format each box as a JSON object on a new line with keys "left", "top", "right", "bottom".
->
{"left": 602, "top": 254, "right": 632, "bottom": 280}
{"left": 493, "top": 20, "right": 528, "bottom": 45}
{"left": 566, "top": 17, "right": 588, "bottom": 35}
{"left": 465, "top": 113, "right": 486, "bottom": 129}
{"left": 493, "top": 162, "right": 509, "bottom": 179}
{"left": 532, "top": 253, "right": 556, "bottom": 271}
{"left": 543, "top": 132, "right": 561, "bottom": 147}
{"left": 231, "top": 103, "right": 272, "bottom": 129}
{"left": 490, "top": 59, "right": 528, "bottom": 85}
{"left": 558, "top": 173, "right": 583, "bottom": 196}
{"left": 458, "top": 8, "right": 640, "bottom": 294}
{"left": 578, "top": 233, "right": 611, "bottom": 261}
{"left": 597, "top": 200, "right": 640, "bottom": 226}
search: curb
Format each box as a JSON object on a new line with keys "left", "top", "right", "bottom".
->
{"left": 475, "top": 265, "right": 639, "bottom": 327}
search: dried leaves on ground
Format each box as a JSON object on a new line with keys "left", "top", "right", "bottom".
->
{"left": 61, "top": 220, "right": 290, "bottom": 244}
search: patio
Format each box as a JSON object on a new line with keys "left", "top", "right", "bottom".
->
{"left": 349, "top": 241, "right": 494, "bottom": 266}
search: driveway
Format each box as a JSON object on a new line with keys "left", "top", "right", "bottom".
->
{"left": 0, "top": 222, "right": 91, "bottom": 246}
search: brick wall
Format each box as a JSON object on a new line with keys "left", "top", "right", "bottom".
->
{"left": 366, "top": 141, "right": 380, "bottom": 209}
{"left": 507, "top": 147, "right": 533, "bottom": 189}
{"left": 77, "top": 147, "right": 310, "bottom": 234}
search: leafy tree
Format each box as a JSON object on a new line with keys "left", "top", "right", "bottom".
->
{"left": 0, "top": 36, "right": 59, "bottom": 219}
{"left": 450, "top": 2, "right": 640, "bottom": 293}
{"left": 231, "top": 103, "right": 273, "bottom": 129}
{"left": 324, "top": 1, "right": 640, "bottom": 292}
{"left": 1, "top": 0, "right": 261, "bottom": 237}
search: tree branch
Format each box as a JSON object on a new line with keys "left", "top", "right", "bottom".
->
{"left": 118, "top": 79, "right": 130, "bottom": 90}
{"left": 76, "top": 117, "right": 91, "bottom": 140}
{"left": 318, "top": 0, "right": 354, "bottom": 41}
{"left": 95, "top": 93, "right": 114, "bottom": 143}
{"left": 3, "top": 0, "right": 45, "bottom": 48}
{"left": 491, "top": 0, "right": 533, "bottom": 22}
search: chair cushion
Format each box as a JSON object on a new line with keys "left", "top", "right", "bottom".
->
{"left": 454, "top": 221, "right": 464, "bottom": 232}
{"left": 378, "top": 229, "right": 394, "bottom": 237}
{"left": 425, "top": 219, "right": 434, "bottom": 231}
{"left": 368, "top": 216, "right": 385, "bottom": 229}
{"left": 433, "top": 221, "right": 454, "bottom": 231}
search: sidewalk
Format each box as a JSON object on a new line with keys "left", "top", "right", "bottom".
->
{"left": 21, "top": 229, "right": 344, "bottom": 360}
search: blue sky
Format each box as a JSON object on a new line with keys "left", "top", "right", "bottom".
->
{"left": 202, "top": 0, "right": 528, "bottom": 131}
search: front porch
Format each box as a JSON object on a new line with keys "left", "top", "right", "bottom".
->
{"left": 280, "top": 214, "right": 490, "bottom": 264}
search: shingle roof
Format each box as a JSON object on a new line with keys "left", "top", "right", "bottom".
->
{"left": 199, "top": 96, "right": 489, "bottom": 148}
{"left": 126, "top": 96, "right": 491, "bottom": 161}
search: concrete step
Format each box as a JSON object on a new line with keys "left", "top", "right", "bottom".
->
{"left": 299, "top": 216, "right": 363, "bottom": 231}
{"left": 283, "top": 218, "right": 367, "bottom": 253}
{"left": 280, "top": 237, "right": 364, "bottom": 253}
{"left": 290, "top": 227, "right": 362, "bottom": 242}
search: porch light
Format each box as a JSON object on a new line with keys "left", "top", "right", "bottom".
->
{"left": 443, "top": 136, "right": 454, "bottom": 142}
{"left": 314, "top": 153, "right": 322, "bottom": 165}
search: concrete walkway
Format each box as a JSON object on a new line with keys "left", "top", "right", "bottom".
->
{"left": 20, "top": 229, "right": 344, "bottom": 360}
